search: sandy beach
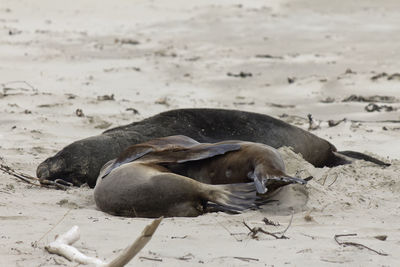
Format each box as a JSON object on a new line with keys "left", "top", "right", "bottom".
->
{"left": 1, "top": 0, "right": 399, "bottom": 266}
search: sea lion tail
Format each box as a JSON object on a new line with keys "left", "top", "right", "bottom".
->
{"left": 204, "top": 182, "right": 258, "bottom": 213}
{"left": 333, "top": 151, "right": 390, "bottom": 167}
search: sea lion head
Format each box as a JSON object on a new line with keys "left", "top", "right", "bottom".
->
{"left": 36, "top": 144, "right": 91, "bottom": 187}
{"left": 37, "top": 134, "right": 124, "bottom": 187}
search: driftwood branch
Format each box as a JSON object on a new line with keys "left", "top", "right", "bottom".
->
{"left": 45, "top": 217, "right": 163, "bottom": 266}
{"left": 334, "top": 233, "right": 388, "bottom": 256}
{"left": 46, "top": 226, "right": 103, "bottom": 265}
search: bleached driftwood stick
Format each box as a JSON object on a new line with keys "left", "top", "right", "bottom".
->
{"left": 45, "top": 217, "right": 163, "bottom": 267}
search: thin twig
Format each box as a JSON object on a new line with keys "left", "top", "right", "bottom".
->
{"left": 32, "top": 209, "right": 72, "bottom": 248}
{"left": 282, "top": 114, "right": 400, "bottom": 125}
{"left": 327, "top": 173, "right": 339, "bottom": 187}
{"left": 0, "top": 162, "right": 72, "bottom": 190}
{"left": 0, "top": 164, "right": 41, "bottom": 186}
{"left": 39, "top": 179, "right": 70, "bottom": 190}
{"left": 350, "top": 119, "right": 400, "bottom": 124}
{"left": 1, "top": 80, "right": 36, "bottom": 91}
{"left": 273, "top": 210, "right": 294, "bottom": 236}
{"left": 334, "top": 234, "right": 388, "bottom": 256}
{"left": 5, "top": 165, "right": 39, "bottom": 180}
{"left": 215, "top": 218, "right": 241, "bottom": 242}
{"left": 171, "top": 235, "right": 187, "bottom": 239}
{"left": 0, "top": 189, "right": 12, "bottom": 194}
{"left": 176, "top": 253, "right": 194, "bottom": 261}
{"left": 322, "top": 174, "right": 329, "bottom": 186}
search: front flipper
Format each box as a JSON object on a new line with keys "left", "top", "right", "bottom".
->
{"left": 249, "top": 170, "right": 312, "bottom": 194}
{"left": 101, "top": 138, "right": 241, "bottom": 179}
{"left": 138, "top": 142, "right": 242, "bottom": 164}
{"left": 265, "top": 175, "right": 311, "bottom": 194}
{"left": 100, "top": 146, "right": 154, "bottom": 179}
{"left": 101, "top": 135, "right": 200, "bottom": 179}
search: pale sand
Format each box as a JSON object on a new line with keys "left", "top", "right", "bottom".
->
{"left": 1, "top": 0, "right": 399, "bottom": 266}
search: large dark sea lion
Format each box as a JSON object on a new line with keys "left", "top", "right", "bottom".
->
{"left": 94, "top": 136, "right": 309, "bottom": 217}
{"left": 37, "top": 108, "right": 388, "bottom": 187}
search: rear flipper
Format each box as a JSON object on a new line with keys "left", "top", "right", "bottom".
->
{"left": 334, "top": 151, "right": 390, "bottom": 167}
{"left": 204, "top": 182, "right": 258, "bottom": 213}
{"left": 205, "top": 198, "right": 277, "bottom": 213}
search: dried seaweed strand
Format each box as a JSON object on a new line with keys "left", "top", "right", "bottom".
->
{"left": 139, "top": 256, "right": 163, "bottom": 262}
{"left": 244, "top": 210, "right": 294, "bottom": 239}
{"left": 334, "top": 233, "right": 388, "bottom": 256}
{"left": 263, "top": 217, "right": 280, "bottom": 226}
{"left": 243, "top": 221, "right": 288, "bottom": 239}
{"left": 233, "top": 256, "right": 259, "bottom": 262}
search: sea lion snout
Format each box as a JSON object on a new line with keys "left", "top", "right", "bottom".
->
{"left": 36, "top": 161, "right": 50, "bottom": 180}
{"left": 37, "top": 157, "right": 66, "bottom": 179}
{"left": 36, "top": 156, "right": 77, "bottom": 184}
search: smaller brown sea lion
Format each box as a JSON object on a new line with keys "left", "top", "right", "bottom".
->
{"left": 94, "top": 162, "right": 257, "bottom": 217}
{"left": 94, "top": 136, "right": 309, "bottom": 217}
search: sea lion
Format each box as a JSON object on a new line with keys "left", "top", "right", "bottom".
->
{"left": 94, "top": 136, "right": 309, "bottom": 217}
{"left": 94, "top": 162, "right": 257, "bottom": 218}
{"left": 37, "top": 108, "right": 389, "bottom": 187}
